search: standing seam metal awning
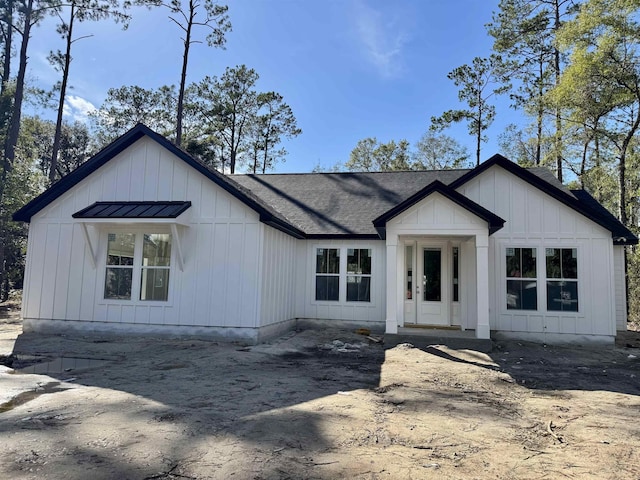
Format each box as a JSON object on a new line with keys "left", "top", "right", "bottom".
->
{"left": 72, "top": 201, "right": 192, "bottom": 271}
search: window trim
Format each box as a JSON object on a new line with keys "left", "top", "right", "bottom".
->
{"left": 505, "top": 246, "right": 538, "bottom": 311}
{"left": 98, "top": 226, "right": 175, "bottom": 306}
{"left": 311, "top": 244, "right": 375, "bottom": 305}
{"left": 545, "top": 247, "right": 579, "bottom": 313}
{"left": 346, "top": 248, "right": 372, "bottom": 303}
{"left": 315, "top": 247, "right": 340, "bottom": 302}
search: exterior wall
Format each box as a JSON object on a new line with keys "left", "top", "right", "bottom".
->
{"left": 22, "top": 137, "right": 263, "bottom": 341}
{"left": 614, "top": 246, "right": 628, "bottom": 331}
{"left": 384, "top": 192, "right": 491, "bottom": 336}
{"left": 258, "top": 224, "right": 298, "bottom": 337}
{"left": 457, "top": 167, "right": 616, "bottom": 342}
{"left": 295, "top": 239, "right": 386, "bottom": 329}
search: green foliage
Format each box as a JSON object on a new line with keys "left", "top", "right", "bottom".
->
{"left": 412, "top": 131, "right": 471, "bottom": 170}
{"left": 345, "top": 137, "right": 411, "bottom": 172}
{"left": 431, "top": 55, "right": 510, "bottom": 166}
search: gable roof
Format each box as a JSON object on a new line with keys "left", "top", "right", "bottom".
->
{"left": 12, "top": 124, "right": 305, "bottom": 239}
{"left": 12, "top": 126, "right": 636, "bottom": 245}
{"left": 448, "top": 154, "right": 637, "bottom": 245}
{"left": 371, "top": 180, "right": 506, "bottom": 239}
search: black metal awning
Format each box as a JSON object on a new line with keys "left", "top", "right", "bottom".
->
{"left": 73, "top": 201, "right": 191, "bottom": 219}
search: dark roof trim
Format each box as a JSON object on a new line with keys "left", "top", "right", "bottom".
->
{"left": 372, "top": 180, "right": 506, "bottom": 239}
{"left": 449, "top": 154, "right": 638, "bottom": 244}
{"left": 13, "top": 124, "right": 305, "bottom": 240}
{"left": 305, "top": 234, "right": 381, "bottom": 240}
{"left": 73, "top": 201, "right": 192, "bottom": 219}
{"left": 570, "top": 190, "right": 638, "bottom": 245}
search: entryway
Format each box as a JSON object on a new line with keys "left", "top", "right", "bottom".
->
{"left": 403, "top": 240, "right": 460, "bottom": 327}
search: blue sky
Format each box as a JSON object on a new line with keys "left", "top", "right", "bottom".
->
{"left": 26, "top": 0, "right": 520, "bottom": 173}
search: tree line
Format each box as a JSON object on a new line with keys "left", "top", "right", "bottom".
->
{"left": 0, "top": 0, "right": 302, "bottom": 300}
{"left": 2, "top": 0, "right": 640, "bottom": 326}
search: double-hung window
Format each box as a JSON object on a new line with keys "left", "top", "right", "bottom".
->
{"left": 315, "top": 248, "right": 340, "bottom": 301}
{"left": 506, "top": 247, "right": 537, "bottom": 310}
{"left": 104, "top": 232, "right": 172, "bottom": 302}
{"left": 347, "top": 248, "right": 371, "bottom": 302}
{"left": 546, "top": 248, "right": 578, "bottom": 312}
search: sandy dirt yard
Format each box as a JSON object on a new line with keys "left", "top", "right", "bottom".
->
{"left": 1, "top": 302, "right": 640, "bottom": 480}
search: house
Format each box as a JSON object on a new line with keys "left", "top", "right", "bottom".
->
{"left": 13, "top": 124, "right": 638, "bottom": 344}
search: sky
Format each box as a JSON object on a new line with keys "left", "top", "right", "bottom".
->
{"left": 25, "top": 0, "right": 521, "bottom": 173}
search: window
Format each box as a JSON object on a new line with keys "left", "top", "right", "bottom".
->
{"left": 140, "top": 234, "right": 172, "bottom": 301}
{"left": 105, "top": 233, "right": 135, "bottom": 300}
{"left": 546, "top": 248, "right": 578, "bottom": 312}
{"left": 452, "top": 246, "right": 459, "bottom": 302}
{"left": 347, "top": 248, "right": 371, "bottom": 302}
{"left": 506, "top": 247, "right": 537, "bottom": 310}
{"left": 104, "top": 232, "right": 172, "bottom": 302}
{"left": 315, "top": 248, "right": 339, "bottom": 301}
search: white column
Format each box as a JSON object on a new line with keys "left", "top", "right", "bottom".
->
{"left": 475, "top": 233, "right": 490, "bottom": 339}
{"left": 386, "top": 234, "right": 399, "bottom": 334}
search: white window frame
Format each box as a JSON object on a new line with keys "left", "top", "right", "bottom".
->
{"left": 346, "top": 248, "right": 372, "bottom": 303}
{"left": 311, "top": 244, "right": 375, "bottom": 305}
{"left": 314, "top": 247, "right": 340, "bottom": 302}
{"left": 98, "top": 226, "right": 174, "bottom": 306}
{"left": 544, "top": 247, "right": 579, "bottom": 313}
{"left": 505, "top": 246, "right": 539, "bottom": 311}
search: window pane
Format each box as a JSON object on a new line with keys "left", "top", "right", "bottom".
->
{"left": 347, "top": 276, "right": 371, "bottom": 302}
{"left": 107, "top": 233, "right": 135, "bottom": 266}
{"left": 506, "top": 247, "right": 521, "bottom": 277}
{"left": 104, "top": 267, "right": 132, "bottom": 300}
{"left": 406, "top": 245, "right": 413, "bottom": 300}
{"left": 316, "top": 248, "right": 339, "bottom": 274}
{"left": 347, "top": 248, "right": 371, "bottom": 274}
{"left": 143, "top": 234, "right": 172, "bottom": 267}
{"left": 546, "top": 248, "right": 561, "bottom": 278}
{"left": 140, "top": 268, "right": 170, "bottom": 301}
{"left": 315, "top": 276, "right": 339, "bottom": 301}
{"left": 452, "top": 247, "right": 459, "bottom": 302}
{"left": 521, "top": 248, "right": 536, "bottom": 278}
{"left": 562, "top": 248, "right": 577, "bottom": 279}
{"left": 547, "top": 281, "right": 578, "bottom": 312}
{"left": 507, "top": 280, "right": 537, "bottom": 310}
{"left": 423, "top": 249, "right": 441, "bottom": 302}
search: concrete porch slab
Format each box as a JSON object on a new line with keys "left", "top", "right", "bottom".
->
{"left": 385, "top": 328, "right": 493, "bottom": 353}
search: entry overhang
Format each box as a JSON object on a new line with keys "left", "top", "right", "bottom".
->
{"left": 372, "top": 180, "right": 505, "bottom": 239}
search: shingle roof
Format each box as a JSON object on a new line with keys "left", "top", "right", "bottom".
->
{"left": 571, "top": 190, "right": 638, "bottom": 245}
{"left": 232, "top": 170, "right": 470, "bottom": 236}
{"left": 73, "top": 201, "right": 192, "bottom": 219}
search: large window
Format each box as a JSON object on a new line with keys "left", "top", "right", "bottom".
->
{"left": 315, "top": 248, "right": 340, "bottom": 301}
{"left": 104, "top": 232, "right": 172, "bottom": 302}
{"left": 347, "top": 248, "right": 371, "bottom": 302}
{"left": 546, "top": 248, "right": 578, "bottom": 312}
{"left": 506, "top": 247, "right": 537, "bottom": 310}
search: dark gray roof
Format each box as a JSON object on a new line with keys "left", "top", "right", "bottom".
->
{"left": 73, "top": 201, "right": 192, "bottom": 219}
{"left": 232, "top": 170, "right": 469, "bottom": 236}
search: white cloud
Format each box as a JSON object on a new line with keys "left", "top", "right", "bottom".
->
{"left": 352, "top": 0, "right": 409, "bottom": 78}
{"left": 63, "top": 95, "right": 97, "bottom": 122}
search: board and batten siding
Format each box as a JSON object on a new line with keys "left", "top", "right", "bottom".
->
{"left": 295, "top": 239, "right": 386, "bottom": 328}
{"left": 259, "top": 225, "right": 297, "bottom": 329}
{"left": 22, "top": 136, "right": 262, "bottom": 336}
{"left": 614, "top": 245, "right": 628, "bottom": 331}
{"left": 457, "top": 167, "right": 617, "bottom": 340}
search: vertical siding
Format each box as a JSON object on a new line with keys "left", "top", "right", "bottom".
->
{"left": 259, "top": 225, "right": 297, "bottom": 327}
{"left": 459, "top": 167, "right": 617, "bottom": 338}
{"left": 614, "top": 246, "right": 628, "bottom": 331}
{"left": 24, "top": 136, "right": 262, "bottom": 331}
{"left": 296, "top": 239, "right": 386, "bottom": 323}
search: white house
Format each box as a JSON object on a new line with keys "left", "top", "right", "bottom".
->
{"left": 13, "top": 124, "right": 637, "bottom": 344}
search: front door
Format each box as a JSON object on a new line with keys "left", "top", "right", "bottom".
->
{"left": 416, "top": 243, "right": 449, "bottom": 325}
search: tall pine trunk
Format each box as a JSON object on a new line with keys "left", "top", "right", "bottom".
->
{"left": 50, "top": 2, "right": 75, "bottom": 183}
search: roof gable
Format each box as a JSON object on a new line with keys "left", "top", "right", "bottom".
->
{"left": 449, "top": 154, "right": 637, "bottom": 245}
{"left": 372, "top": 180, "right": 505, "bottom": 239}
{"left": 12, "top": 124, "right": 305, "bottom": 239}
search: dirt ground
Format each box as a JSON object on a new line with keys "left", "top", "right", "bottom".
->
{"left": 1, "top": 301, "right": 640, "bottom": 480}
